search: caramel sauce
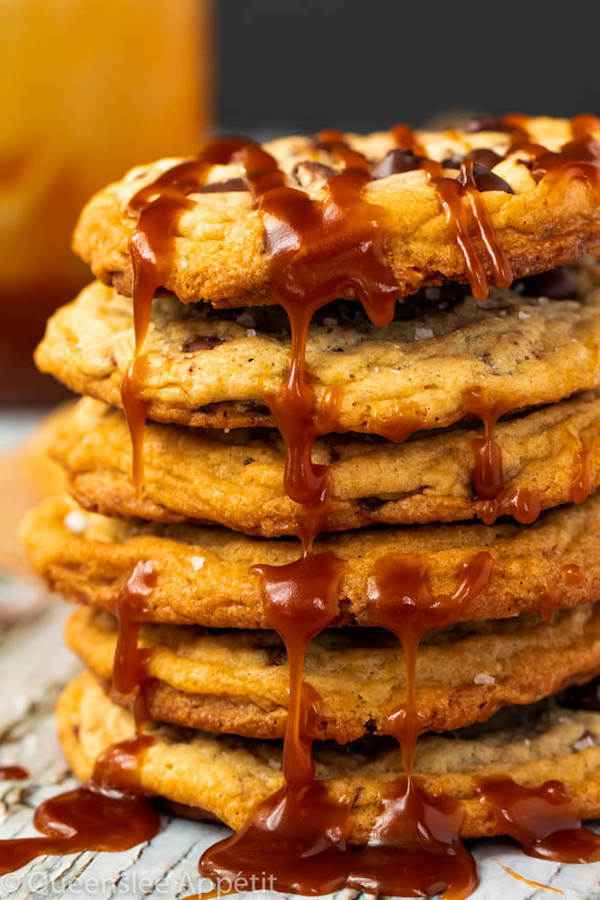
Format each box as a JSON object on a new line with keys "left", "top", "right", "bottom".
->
{"left": 539, "top": 575, "right": 559, "bottom": 622}
{"left": 571, "top": 445, "right": 592, "bottom": 504}
{"left": 418, "top": 156, "right": 512, "bottom": 300}
{"left": 112, "top": 560, "right": 156, "bottom": 726}
{"left": 0, "top": 735, "right": 158, "bottom": 874}
{"left": 202, "top": 777, "right": 478, "bottom": 900}
{"left": 462, "top": 387, "right": 527, "bottom": 524}
{"left": 124, "top": 138, "right": 265, "bottom": 492}
{"left": 253, "top": 551, "right": 345, "bottom": 785}
{"left": 562, "top": 563, "right": 585, "bottom": 585}
{"left": 391, "top": 123, "right": 426, "bottom": 156}
{"left": 367, "top": 551, "right": 493, "bottom": 772}
{"left": 0, "top": 765, "right": 28, "bottom": 780}
{"left": 477, "top": 778, "right": 600, "bottom": 862}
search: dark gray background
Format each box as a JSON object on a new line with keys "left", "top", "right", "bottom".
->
{"left": 217, "top": 0, "right": 599, "bottom": 134}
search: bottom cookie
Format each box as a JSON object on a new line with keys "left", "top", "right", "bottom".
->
{"left": 59, "top": 671, "right": 600, "bottom": 843}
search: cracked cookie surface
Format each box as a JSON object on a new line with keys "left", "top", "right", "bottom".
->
{"left": 22, "top": 494, "right": 600, "bottom": 628}
{"left": 72, "top": 118, "right": 600, "bottom": 307}
{"left": 34, "top": 260, "right": 600, "bottom": 435}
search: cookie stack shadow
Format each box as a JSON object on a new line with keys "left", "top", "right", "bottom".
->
{"left": 20, "top": 119, "right": 600, "bottom": 863}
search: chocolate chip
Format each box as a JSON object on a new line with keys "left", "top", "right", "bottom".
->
{"left": 458, "top": 161, "right": 513, "bottom": 194}
{"left": 441, "top": 155, "right": 463, "bottom": 169}
{"left": 360, "top": 496, "right": 387, "bottom": 510}
{"left": 292, "top": 160, "right": 336, "bottom": 188}
{"left": 465, "top": 116, "right": 513, "bottom": 134}
{"left": 443, "top": 149, "right": 503, "bottom": 171}
{"left": 465, "top": 148, "right": 503, "bottom": 168}
{"left": 515, "top": 267, "right": 578, "bottom": 300}
{"left": 371, "top": 148, "right": 420, "bottom": 179}
{"left": 243, "top": 457, "right": 254, "bottom": 466}
{"left": 183, "top": 335, "right": 224, "bottom": 352}
{"left": 199, "top": 177, "right": 248, "bottom": 193}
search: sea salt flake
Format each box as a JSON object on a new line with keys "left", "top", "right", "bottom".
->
{"left": 190, "top": 556, "right": 205, "bottom": 571}
{"left": 538, "top": 296, "right": 550, "bottom": 305}
{"left": 64, "top": 511, "right": 88, "bottom": 534}
{"left": 323, "top": 316, "right": 338, "bottom": 327}
{"left": 574, "top": 732, "right": 596, "bottom": 752}
{"left": 517, "top": 310, "right": 531, "bottom": 320}
{"left": 246, "top": 328, "right": 257, "bottom": 337}
{"left": 414, "top": 327, "right": 434, "bottom": 340}
{"left": 473, "top": 672, "right": 496, "bottom": 685}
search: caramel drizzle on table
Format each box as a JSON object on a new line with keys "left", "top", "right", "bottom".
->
{"left": 6, "top": 116, "right": 600, "bottom": 894}
{"left": 0, "top": 735, "right": 159, "bottom": 874}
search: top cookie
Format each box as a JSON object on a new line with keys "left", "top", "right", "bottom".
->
{"left": 73, "top": 116, "right": 600, "bottom": 308}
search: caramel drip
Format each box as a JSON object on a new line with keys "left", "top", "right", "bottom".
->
{"left": 539, "top": 575, "right": 559, "bottom": 622}
{"left": 391, "top": 123, "right": 426, "bottom": 155}
{"left": 112, "top": 560, "right": 156, "bottom": 726}
{"left": 0, "top": 766, "right": 28, "bottom": 780}
{"left": 477, "top": 778, "right": 600, "bottom": 862}
{"left": 124, "top": 138, "right": 268, "bottom": 492}
{"left": 253, "top": 551, "right": 345, "bottom": 785}
{"left": 464, "top": 389, "right": 511, "bottom": 497}
{"left": 0, "top": 735, "right": 158, "bottom": 874}
{"left": 367, "top": 551, "right": 493, "bottom": 772}
{"left": 571, "top": 445, "right": 592, "bottom": 504}
{"left": 417, "top": 157, "right": 511, "bottom": 301}
{"left": 462, "top": 388, "right": 543, "bottom": 524}
{"left": 562, "top": 563, "right": 584, "bottom": 585}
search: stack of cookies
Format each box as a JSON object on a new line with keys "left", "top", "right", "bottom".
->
{"left": 21, "top": 116, "right": 600, "bottom": 897}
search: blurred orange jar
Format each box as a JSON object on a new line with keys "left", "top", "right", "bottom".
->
{"left": 0, "top": 0, "right": 212, "bottom": 402}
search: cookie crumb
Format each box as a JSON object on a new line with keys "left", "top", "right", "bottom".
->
{"left": 190, "top": 556, "right": 205, "bottom": 571}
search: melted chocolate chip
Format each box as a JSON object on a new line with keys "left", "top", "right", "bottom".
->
{"left": 515, "top": 267, "right": 578, "bottom": 300}
{"left": 371, "top": 148, "right": 420, "bottom": 179}
{"left": 183, "top": 335, "right": 224, "bottom": 352}
{"left": 458, "top": 161, "right": 514, "bottom": 194}
{"left": 464, "top": 115, "right": 513, "bottom": 134}
{"left": 199, "top": 177, "right": 249, "bottom": 193}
